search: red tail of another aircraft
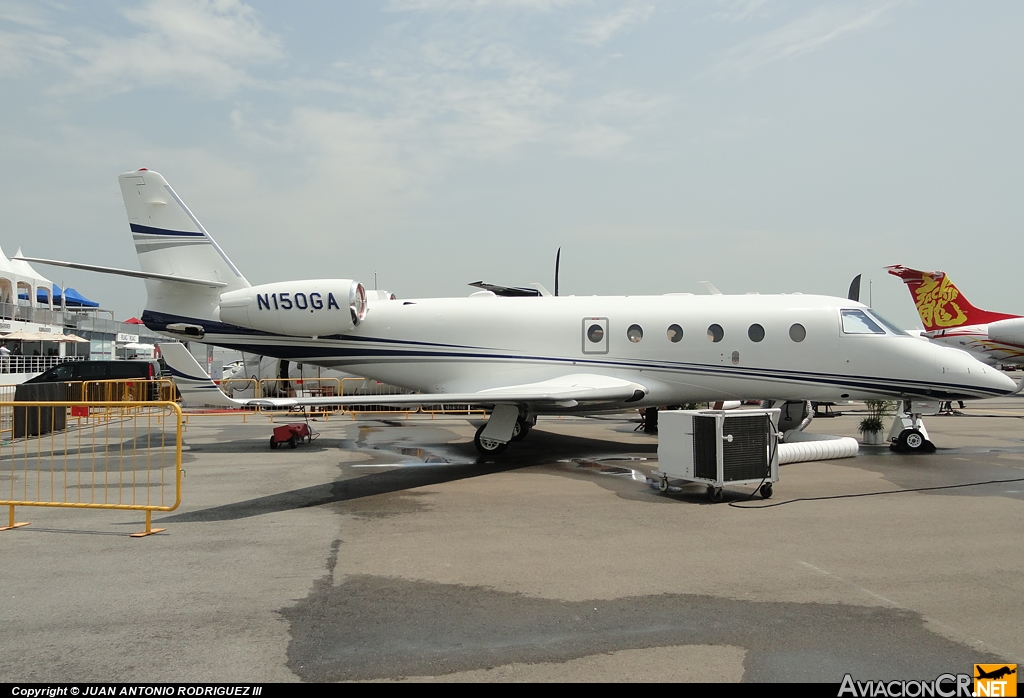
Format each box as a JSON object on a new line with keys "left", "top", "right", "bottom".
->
{"left": 885, "top": 265, "right": 1019, "bottom": 331}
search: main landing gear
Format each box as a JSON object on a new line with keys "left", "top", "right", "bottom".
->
{"left": 473, "top": 414, "right": 534, "bottom": 455}
{"left": 511, "top": 418, "right": 531, "bottom": 441}
{"left": 474, "top": 424, "right": 508, "bottom": 455}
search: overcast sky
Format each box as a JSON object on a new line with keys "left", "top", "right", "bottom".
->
{"left": 1, "top": 0, "right": 1022, "bottom": 328}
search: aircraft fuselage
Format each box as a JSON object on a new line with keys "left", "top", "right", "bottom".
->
{"left": 142, "top": 293, "right": 1015, "bottom": 409}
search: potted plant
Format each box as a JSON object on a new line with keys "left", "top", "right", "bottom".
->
{"left": 859, "top": 400, "right": 895, "bottom": 444}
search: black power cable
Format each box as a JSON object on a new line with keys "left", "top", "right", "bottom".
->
{"left": 729, "top": 476, "right": 1024, "bottom": 509}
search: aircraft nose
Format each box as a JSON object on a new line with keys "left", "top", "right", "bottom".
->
{"left": 989, "top": 366, "right": 1019, "bottom": 395}
{"left": 933, "top": 346, "right": 1018, "bottom": 396}
{"left": 961, "top": 354, "right": 1017, "bottom": 395}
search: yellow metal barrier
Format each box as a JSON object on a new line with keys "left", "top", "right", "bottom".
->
{"left": 218, "top": 377, "right": 259, "bottom": 398}
{"left": 421, "top": 404, "right": 489, "bottom": 418}
{"left": 0, "top": 401, "right": 183, "bottom": 537}
{"left": 339, "top": 377, "right": 410, "bottom": 396}
{"left": 79, "top": 378, "right": 176, "bottom": 403}
{"left": 337, "top": 377, "right": 416, "bottom": 417}
{"left": 61, "top": 374, "right": 488, "bottom": 423}
{"left": 60, "top": 379, "right": 178, "bottom": 428}
{"left": 255, "top": 377, "right": 345, "bottom": 417}
{"left": 258, "top": 377, "right": 342, "bottom": 398}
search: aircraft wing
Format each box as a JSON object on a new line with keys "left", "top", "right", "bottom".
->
{"left": 159, "top": 343, "right": 647, "bottom": 410}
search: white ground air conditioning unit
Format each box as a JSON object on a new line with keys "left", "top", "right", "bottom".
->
{"left": 656, "top": 408, "right": 780, "bottom": 502}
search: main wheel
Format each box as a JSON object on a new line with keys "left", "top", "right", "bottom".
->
{"left": 288, "top": 435, "right": 298, "bottom": 449}
{"left": 897, "top": 428, "right": 926, "bottom": 453}
{"left": 511, "top": 419, "right": 531, "bottom": 441}
{"left": 707, "top": 486, "right": 724, "bottom": 503}
{"left": 474, "top": 424, "right": 508, "bottom": 455}
{"left": 759, "top": 483, "right": 773, "bottom": 499}
{"left": 269, "top": 436, "right": 278, "bottom": 450}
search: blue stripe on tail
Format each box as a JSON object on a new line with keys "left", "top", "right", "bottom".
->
{"left": 130, "top": 223, "right": 205, "bottom": 237}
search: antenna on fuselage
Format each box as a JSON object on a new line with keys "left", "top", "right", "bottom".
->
{"left": 554, "top": 247, "right": 561, "bottom": 297}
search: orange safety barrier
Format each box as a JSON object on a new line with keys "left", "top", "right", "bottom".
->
{"left": 0, "top": 401, "right": 183, "bottom": 537}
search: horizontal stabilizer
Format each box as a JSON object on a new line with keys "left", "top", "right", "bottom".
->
{"left": 15, "top": 256, "right": 228, "bottom": 288}
{"left": 159, "top": 343, "right": 647, "bottom": 410}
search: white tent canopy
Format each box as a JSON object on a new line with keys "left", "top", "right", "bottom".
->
{"left": 11, "top": 247, "right": 53, "bottom": 290}
{"left": 1, "top": 245, "right": 53, "bottom": 307}
{"left": 0, "top": 244, "right": 19, "bottom": 278}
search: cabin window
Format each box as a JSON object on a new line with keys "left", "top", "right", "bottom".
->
{"left": 748, "top": 324, "right": 765, "bottom": 342}
{"left": 707, "top": 324, "right": 724, "bottom": 342}
{"left": 789, "top": 323, "right": 806, "bottom": 342}
{"left": 667, "top": 324, "right": 683, "bottom": 343}
{"left": 627, "top": 324, "right": 644, "bottom": 343}
{"left": 587, "top": 324, "right": 605, "bottom": 343}
{"left": 841, "top": 309, "right": 885, "bottom": 335}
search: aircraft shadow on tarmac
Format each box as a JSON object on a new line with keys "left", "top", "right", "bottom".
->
{"left": 157, "top": 427, "right": 658, "bottom": 524}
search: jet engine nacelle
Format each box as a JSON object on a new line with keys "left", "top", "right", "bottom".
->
{"left": 987, "top": 317, "right": 1024, "bottom": 346}
{"left": 219, "top": 279, "right": 368, "bottom": 337}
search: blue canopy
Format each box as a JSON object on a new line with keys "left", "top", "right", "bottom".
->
{"left": 18, "top": 285, "right": 99, "bottom": 307}
{"left": 60, "top": 286, "right": 99, "bottom": 308}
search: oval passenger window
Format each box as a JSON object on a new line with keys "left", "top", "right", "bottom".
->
{"left": 667, "top": 324, "right": 683, "bottom": 343}
{"left": 748, "top": 324, "right": 765, "bottom": 342}
{"left": 627, "top": 324, "right": 643, "bottom": 343}
{"left": 789, "top": 323, "right": 806, "bottom": 342}
{"left": 707, "top": 324, "right": 724, "bottom": 343}
{"left": 587, "top": 324, "right": 604, "bottom": 343}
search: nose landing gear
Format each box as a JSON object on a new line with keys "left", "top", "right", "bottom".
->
{"left": 888, "top": 402, "right": 937, "bottom": 453}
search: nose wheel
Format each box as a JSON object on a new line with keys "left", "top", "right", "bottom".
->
{"left": 894, "top": 428, "right": 934, "bottom": 453}
{"left": 888, "top": 404, "right": 936, "bottom": 453}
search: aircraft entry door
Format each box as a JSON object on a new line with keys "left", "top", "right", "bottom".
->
{"left": 582, "top": 317, "right": 609, "bottom": 354}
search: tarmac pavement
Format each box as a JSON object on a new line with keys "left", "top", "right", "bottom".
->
{"left": 2, "top": 400, "right": 1023, "bottom": 682}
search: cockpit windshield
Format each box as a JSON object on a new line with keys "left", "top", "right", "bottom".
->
{"left": 865, "top": 309, "right": 910, "bottom": 336}
{"left": 841, "top": 309, "right": 885, "bottom": 334}
{"left": 840, "top": 308, "right": 911, "bottom": 336}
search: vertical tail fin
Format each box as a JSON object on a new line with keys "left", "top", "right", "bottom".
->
{"left": 885, "top": 265, "right": 1018, "bottom": 330}
{"left": 119, "top": 169, "right": 249, "bottom": 322}
{"left": 119, "top": 169, "right": 249, "bottom": 292}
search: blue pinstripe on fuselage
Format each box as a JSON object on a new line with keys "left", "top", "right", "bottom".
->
{"left": 141, "top": 308, "right": 1012, "bottom": 402}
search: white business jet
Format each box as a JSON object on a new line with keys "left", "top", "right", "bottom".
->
{"left": 20, "top": 169, "right": 1017, "bottom": 455}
